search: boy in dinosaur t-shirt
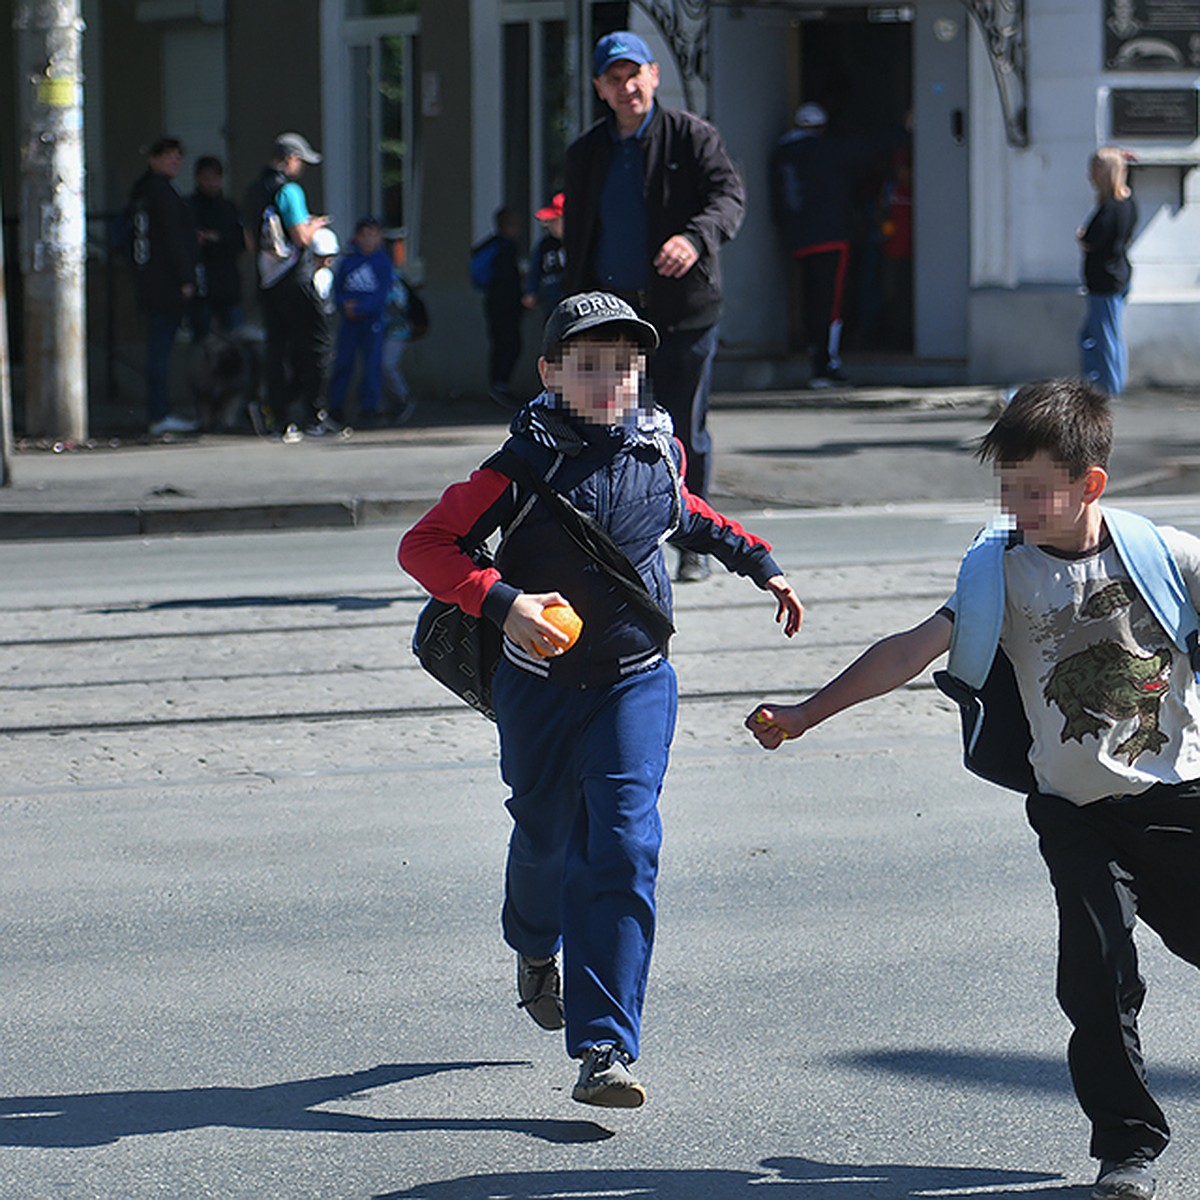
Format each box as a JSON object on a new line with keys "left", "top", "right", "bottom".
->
{"left": 747, "top": 378, "right": 1200, "bottom": 1200}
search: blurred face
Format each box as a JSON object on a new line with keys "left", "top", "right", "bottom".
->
{"left": 195, "top": 167, "right": 223, "bottom": 197}
{"left": 594, "top": 59, "right": 659, "bottom": 134}
{"left": 540, "top": 335, "right": 645, "bottom": 426}
{"left": 357, "top": 225, "right": 382, "bottom": 254}
{"left": 151, "top": 147, "right": 183, "bottom": 178}
{"left": 545, "top": 215, "right": 563, "bottom": 239}
{"left": 997, "top": 451, "right": 1104, "bottom": 549}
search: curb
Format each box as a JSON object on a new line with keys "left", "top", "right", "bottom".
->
{"left": 0, "top": 499, "right": 437, "bottom": 541}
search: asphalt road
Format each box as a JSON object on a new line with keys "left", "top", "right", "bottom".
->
{"left": 2, "top": 506, "right": 1199, "bottom": 1199}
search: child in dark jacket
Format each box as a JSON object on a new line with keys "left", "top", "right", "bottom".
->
{"left": 327, "top": 216, "right": 392, "bottom": 428}
{"left": 400, "top": 291, "right": 803, "bottom": 1109}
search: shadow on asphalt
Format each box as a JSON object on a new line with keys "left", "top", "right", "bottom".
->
{"left": 377, "top": 1159, "right": 1084, "bottom": 1198}
{"left": 92, "top": 594, "right": 417, "bottom": 614}
{"left": 741, "top": 438, "right": 970, "bottom": 458}
{"left": 0, "top": 1062, "right": 611, "bottom": 1149}
{"left": 838, "top": 1046, "right": 1200, "bottom": 1099}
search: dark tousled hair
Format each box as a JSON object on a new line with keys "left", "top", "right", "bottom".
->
{"left": 976, "top": 378, "right": 1112, "bottom": 479}
{"left": 148, "top": 136, "right": 184, "bottom": 158}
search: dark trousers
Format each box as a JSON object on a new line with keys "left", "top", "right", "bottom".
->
{"left": 794, "top": 241, "right": 850, "bottom": 378}
{"left": 261, "top": 274, "right": 332, "bottom": 427}
{"left": 144, "top": 309, "right": 182, "bottom": 423}
{"left": 1026, "top": 783, "right": 1200, "bottom": 1163}
{"left": 494, "top": 658, "right": 678, "bottom": 1060}
{"left": 486, "top": 303, "right": 522, "bottom": 392}
{"left": 649, "top": 323, "right": 719, "bottom": 499}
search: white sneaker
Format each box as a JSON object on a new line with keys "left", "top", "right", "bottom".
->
{"left": 571, "top": 1043, "right": 645, "bottom": 1108}
{"left": 148, "top": 414, "right": 199, "bottom": 436}
{"left": 281, "top": 424, "right": 304, "bottom": 445}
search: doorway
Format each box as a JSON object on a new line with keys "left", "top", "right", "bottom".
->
{"left": 790, "top": 4, "right": 969, "bottom": 366}
{"left": 794, "top": 7, "right": 913, "bottom": 359}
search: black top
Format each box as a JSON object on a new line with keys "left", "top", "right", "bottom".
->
{"left": 1081, "top": 195, "right": 1137, "bottom": 295}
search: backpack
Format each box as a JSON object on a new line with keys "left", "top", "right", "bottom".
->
{"left": 242, "top": 171, "right": 292, "bottom": 264}
{"left": 407, "top": 287, "right": 429, "bottom": 338}
{"left": 934, "top": 507, "right": 1200, "bottom": 793}
{"left": 469, "top": 236, "right": 499, "bottom": 290}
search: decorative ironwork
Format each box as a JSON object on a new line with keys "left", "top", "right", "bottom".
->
{"left": 959, "top": 0, "right": 1028, "bottom": 147}
{"left": 629, "top": 0, "right": 710, "bottom": 113}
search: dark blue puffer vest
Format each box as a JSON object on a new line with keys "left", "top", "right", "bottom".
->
{"left": 488, "top": 401, "right": 680, "bottom": 688}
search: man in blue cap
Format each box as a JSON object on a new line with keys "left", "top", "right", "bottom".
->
{"left": 563, "top": 30, "right": 745, "bottom": 582}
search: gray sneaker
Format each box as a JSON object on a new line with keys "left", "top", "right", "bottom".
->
{"left": 1093, "top": 1158, "right": 1156, "bottom": 1200}
{"left": 571, "top": 1043, "right": 646, "bottom": 1108}
{"left": 516, "top": 954, "right": 564, "bottom": 1030}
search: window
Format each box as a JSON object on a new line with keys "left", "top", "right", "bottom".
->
{"left": 502, "top": 9, "right": 569, "bottom": 247}
{"left": 343, "top": 13, "right": 421, "bottom": 247}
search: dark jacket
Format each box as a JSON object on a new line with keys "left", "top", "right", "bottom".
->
{"left": 398, "top": 397, "right": 780, "bottom": 688}
{"left": 189, "top": 189, "right": 244, "bottom": 308}
{"left": 128, "top": 169, "right": 197, "bottom": 313}
{"left": 1081, "top": 195, "right": 1137, "bottom": 295}
{"left": 768, "top": 130, "right": 869, "bottom": 252}
{"left": 563, "top": 104, "right": 745, "bottom": 333}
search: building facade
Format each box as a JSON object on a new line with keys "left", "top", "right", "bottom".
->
{"left": 2, "top": 0, "right": 1197, "bottom": 426}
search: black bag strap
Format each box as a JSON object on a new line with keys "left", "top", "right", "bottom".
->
{"left": 486, "top": 448, "right": 676, "bottom": 648}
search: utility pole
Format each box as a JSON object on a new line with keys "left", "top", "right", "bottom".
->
{"left": 0, "top": 171, "right": 12, "bottom": 487}
{"left": 14, "top": 0, "right": 87, "bottom": 444}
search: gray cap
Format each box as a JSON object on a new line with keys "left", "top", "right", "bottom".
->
{"left": 274, "top": 131, "right": 322, "bottom": 164}
{"left": 794, "top": 102, "right": 828, "bottom": 129}
{"left": 542, "top": 292, "right": 659, "bottom": 357}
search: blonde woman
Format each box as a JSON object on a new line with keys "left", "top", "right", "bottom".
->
{"left": 1077, "top": 147, "right": 1137, "bottom": 396}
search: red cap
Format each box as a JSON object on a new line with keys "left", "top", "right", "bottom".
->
{"left": 535, "top": 192, "right": 565, "bottom": 221}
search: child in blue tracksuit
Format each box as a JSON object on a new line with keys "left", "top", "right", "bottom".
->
{"left": 399, "top": 291, "right": 803, "bottom": 1108}
{"left": 328, "top": 216, "right": 391, "bottom": 428}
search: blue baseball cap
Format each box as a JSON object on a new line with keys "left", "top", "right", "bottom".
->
{"left": 592, "top": 31, "right": 655, "bottom": 77}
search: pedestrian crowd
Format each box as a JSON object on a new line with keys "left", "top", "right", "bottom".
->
{"left": 125, "top": 130, "right": 427, "bottom": 442}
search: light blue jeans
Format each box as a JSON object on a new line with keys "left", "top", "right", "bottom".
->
{"left": 1080, "top": 291, "right": 1128, "bottom": 397}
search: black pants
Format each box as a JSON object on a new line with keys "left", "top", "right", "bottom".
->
{"left": 261, "top": 273, "right": 332, "bottom": 427}
{"left": 648, "top": 323, "right": 719, "bottom": 500}
{"left": 794, "top": 241, "right": 849, "bottom": 378}
{"left": 1026, "top": 783, "right": 1200, "bottom": 1163}
{"left": 486, "top": 302, "right": 522, "bottom": 393}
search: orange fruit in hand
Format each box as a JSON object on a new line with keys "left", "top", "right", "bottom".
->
{"left": 535, "top": 603, "right": 583, "bottom": 656}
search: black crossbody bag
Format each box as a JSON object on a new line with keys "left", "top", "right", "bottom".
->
{"left": 412, "top": 450, "right": 676, "bottom": 720}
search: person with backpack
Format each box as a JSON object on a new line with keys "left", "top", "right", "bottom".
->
{"left": 400, "top": 291, "right": 803, "bottom": 1109}
{"left": 746, "top": 378, "right": 1200, "bottom": 1200}
{"left": 471, "top": 206, "right": 524, "bottom": 407}
{"left": 127, "top": 136, "right": 199, "bottom": 436}
{"left": 382, "top": 231, "right": 427, "bottom": 426}
{"left": 242, "top": 132, "right": 332, "bottom": 441}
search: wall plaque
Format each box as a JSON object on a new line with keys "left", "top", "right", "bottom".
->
{"left": 1105, "top": 1, "right": 1200, "bottom": 70}
{"left": 1111, "top": 88, "right": 1199, "bottom": 138}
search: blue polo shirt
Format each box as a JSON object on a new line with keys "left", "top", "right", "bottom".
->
{"left": 593, "top": 107, "right": 654, "bottom": 292}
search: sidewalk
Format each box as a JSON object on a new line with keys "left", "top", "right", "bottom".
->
{"left": 1, "top": 384, "right": 1196, "bottom": 539}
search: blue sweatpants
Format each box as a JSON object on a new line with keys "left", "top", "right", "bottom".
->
{"left": 328, "top": 319, "right": 385, "bottom": 416}
{"left": 493, "top": 658, "right": 678, "bottom": 1061}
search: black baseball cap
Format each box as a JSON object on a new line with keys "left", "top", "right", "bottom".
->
{"left": 541, "top": 292, "right": 659, "bottom": 358}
